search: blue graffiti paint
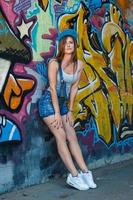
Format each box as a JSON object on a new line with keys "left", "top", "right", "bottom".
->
{"left": 14, "top": 0, "right": 31, "bottom": 14}
{"left": 0, "top": 119, "right": 21, "bottom": 143}
{"left": 0, "top": 19, "right": 9, "bottom": 34}
{"left": 29, "top": 21, "right": 38, "bottom": 51}
{"left": 65, "top": 2, "right": 80, "bottom": 13}
{"left": 36, "top": 61, "right": 48, "bottom": 86}
{"left": 27, "top": 3, "right": 41, "bottom": 18}
{"left": 77, "top": 116, "right": 98, "bottom": 137}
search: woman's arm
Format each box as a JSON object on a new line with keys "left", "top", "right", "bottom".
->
{"left": 69, "top": 61, "right": 84, "bottom": 112}
{"left": 48, "top": 59, "right": 63, "bottom": 129}
{"left": 48, "top": 59, "right": 60, "bottom": 114}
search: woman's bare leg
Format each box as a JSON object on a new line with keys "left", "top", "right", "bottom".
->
{"left": 43, "top": 115, "right": 78, "bottom": 176}
{"left": 62, "top": 115, "right": 88, "bottom": 172}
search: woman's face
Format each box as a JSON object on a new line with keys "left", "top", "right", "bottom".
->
{"left": 64, "top": 36, "right": 75, "bottom": 55}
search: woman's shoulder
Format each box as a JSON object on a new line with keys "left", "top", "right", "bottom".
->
{"left": 77, "top": 60, "right": 84, "bottom": 71}
{"left": 48, "top": 58, "right": 59, "bottom": 69}
{"left": 77, "top": 59, "right": 83, "bottom": 66}
{"left": 48, "top": 58, "right": 58, "bottom": 65}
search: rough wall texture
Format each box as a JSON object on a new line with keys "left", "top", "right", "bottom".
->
{"left": 0, "top": 0, "right": 133, "bottom": 194}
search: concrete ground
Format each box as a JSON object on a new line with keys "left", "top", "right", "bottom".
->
{"left": 0, "top": 159, "right": 133, "bottom": 200}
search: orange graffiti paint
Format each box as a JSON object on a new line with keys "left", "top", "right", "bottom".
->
{"left": 117, "top": 0, "right": 130, "bottom": 14}
{"left": 3, "top": 74, "right": 35, "bottom": 110}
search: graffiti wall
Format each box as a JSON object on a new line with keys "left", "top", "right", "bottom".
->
{"left": 0, "top": 0, "right": 133, "bottom": 193}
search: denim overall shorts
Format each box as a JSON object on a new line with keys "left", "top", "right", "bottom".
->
{"left": 38, "top": 62, "right": 70, "bottom": 118}
{"left": 38, "top": 89, "right": 69, "bottom": 118}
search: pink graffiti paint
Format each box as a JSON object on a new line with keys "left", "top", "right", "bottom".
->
{"left": 90, "top": 7, "right": 106, "bottom": 30}
{"left": 0, "top": 0, "right": 17, "bottom": 29}
{"left": 41, "top": 28, "right": 57, "bottom": 60}
{"left": 13, "top": 63, "right": 26, "bottom": 74}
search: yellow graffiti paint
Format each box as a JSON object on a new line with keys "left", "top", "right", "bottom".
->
{"left": 124, "top": 34, "right": 133, "bottom": 124}
{"left": 117, "top": 0, "right": 130, "bottom": 14}
{"left": 38, "top": 0, "right": 62, "bottom": 11}
{"left": 38, "top": 0, "right": 49, "bottom": 11}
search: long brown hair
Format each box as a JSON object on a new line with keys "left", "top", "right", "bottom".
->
{"left": 56, "top": 36, "right": 77, "bottom": 63}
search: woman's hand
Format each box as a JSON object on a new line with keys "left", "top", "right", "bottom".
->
{"left": 66, "top": 111, "right": 74, "bottom": 127}
{"left": 51, "top": 112, "right": 63, "bottom": 129}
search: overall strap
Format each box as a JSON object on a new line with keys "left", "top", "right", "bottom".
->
{"left": 58, "top": 62, "right": 63, "bottom": 82}
{"left": 58, "top": 62, "right": 67, "bottom": 98}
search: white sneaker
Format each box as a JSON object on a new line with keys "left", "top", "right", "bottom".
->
{"left": 80, "top": 171, "right": 97, "bottom": 189}
{"left": 66, "top": 173, "right": 89, "bottom": 190}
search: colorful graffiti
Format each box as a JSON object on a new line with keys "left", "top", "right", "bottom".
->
{"left": 0, "top": 2, "right": 35, "bottom": 142}
{"left": 57, "top": 1, "right": 133, "bottom": 145}
{"left": 0, "top": 0, "right": 59, "bottom": 143}
{"left": 0, "top": 0, "right": 133, "bottom": 194}
{"left": 0, "top": 0, "right": 133, "bottom": 148}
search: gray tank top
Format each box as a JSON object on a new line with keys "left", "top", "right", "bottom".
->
{"left": 56, "top": 64, "right": 79, "bottom": 98}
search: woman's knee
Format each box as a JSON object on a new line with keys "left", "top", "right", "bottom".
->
{"left": 55, "top": 131, "right": 67, "bottom": 145}
{"left": 66, "top": 132, "right": 78, "bottom": 143}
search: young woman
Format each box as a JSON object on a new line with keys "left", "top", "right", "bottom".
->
{"left": 38, "top": 29, "right": 97, "bottom": 190}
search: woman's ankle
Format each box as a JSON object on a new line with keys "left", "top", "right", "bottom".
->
{"left": 81, "top": 168, "right": 89, "bottom": 173}
{"left": 71, "top": 171, "right": 79, "bottom": 177}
